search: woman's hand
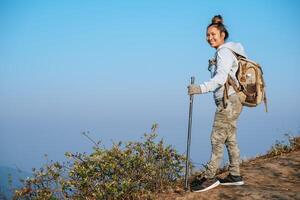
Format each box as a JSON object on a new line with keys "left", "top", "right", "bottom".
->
{"left": 187, "top": 84, "right": 202, "bottom": 95}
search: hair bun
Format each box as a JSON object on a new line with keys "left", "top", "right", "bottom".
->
{"left": 212, "top": 15, "right": 223, "bottom": 24}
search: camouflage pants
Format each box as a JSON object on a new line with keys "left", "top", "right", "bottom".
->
{"left": 204, "top": 94, "right": 243, "bottom": 178}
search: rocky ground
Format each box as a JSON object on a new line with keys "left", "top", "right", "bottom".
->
{"left": 157, "top": 149, "right": 300, "bottom": 200}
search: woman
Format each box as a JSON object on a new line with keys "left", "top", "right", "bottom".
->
{"left": 188, "top": 15, "right": 246, "bottom": 192}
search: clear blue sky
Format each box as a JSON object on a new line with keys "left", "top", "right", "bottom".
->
{"left": 1, "top": 0, "right": 300, "bottom": 172}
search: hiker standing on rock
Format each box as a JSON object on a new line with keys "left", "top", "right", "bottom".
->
{"left": 187, "top": 15, "right": 245, "bottom": 192}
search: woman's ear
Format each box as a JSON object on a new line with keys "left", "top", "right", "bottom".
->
{"left": 221, "top": 32, "right": 226, "bottom": 40}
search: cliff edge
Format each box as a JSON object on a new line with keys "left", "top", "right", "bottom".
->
{"left": 158, "top": 139, "right": 300, "bottom": 200}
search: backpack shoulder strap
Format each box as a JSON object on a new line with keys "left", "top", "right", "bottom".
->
{"left": 218, "top": 48, "right": 241, "bottom": 109}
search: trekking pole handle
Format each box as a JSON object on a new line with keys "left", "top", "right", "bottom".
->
{"left": 191, "top": 76, "right": 195, "bottom": 85}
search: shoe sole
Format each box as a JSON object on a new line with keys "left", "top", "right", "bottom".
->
{"left": 220, "top": 181, "right": 244, "bottom": 186}
{"left": 193, "top": 180, "right": 220, "bottom": 193}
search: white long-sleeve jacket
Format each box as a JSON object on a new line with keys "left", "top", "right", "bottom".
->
{"left": 199, "top": 42, "right": 247, "bottom": 100}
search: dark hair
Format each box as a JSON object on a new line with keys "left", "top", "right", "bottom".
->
{"left": 207, "top": 15, "right": 229, "bottom": 40}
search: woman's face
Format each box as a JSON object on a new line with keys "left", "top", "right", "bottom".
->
{"left": 206, "top": 26, "right": 225, "bottom": 49}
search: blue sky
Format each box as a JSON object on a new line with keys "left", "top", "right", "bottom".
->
{"left": 1, "top": 0, "right": 300, "bottom": 172}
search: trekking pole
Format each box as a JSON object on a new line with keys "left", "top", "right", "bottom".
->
{"left": 184, "top": 76, "right": 195, "bottom": 191}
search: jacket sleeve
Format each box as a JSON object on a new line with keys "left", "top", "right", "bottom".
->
{"left": 199, "top": 48, "right": 235, "bottom": 93}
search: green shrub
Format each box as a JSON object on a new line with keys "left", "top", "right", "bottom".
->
{"left": 14, "top": 125, "right": 185, "bottom": 200}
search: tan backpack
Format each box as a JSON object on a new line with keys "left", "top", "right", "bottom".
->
{"left": 223, "top": 50, "right": 268, "bottom": 112}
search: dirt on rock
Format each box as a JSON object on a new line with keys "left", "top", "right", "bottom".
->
{"left": 157, "top": 150, "right": 300, "bottom": 200}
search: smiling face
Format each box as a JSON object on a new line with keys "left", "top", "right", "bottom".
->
{"left": 206, "top": 26, "right": 225, "bottom": 49}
